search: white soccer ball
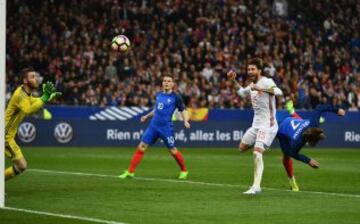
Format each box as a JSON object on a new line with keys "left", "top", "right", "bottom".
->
{"left": 111, "top": 35, "right": 130, "bottom": 52}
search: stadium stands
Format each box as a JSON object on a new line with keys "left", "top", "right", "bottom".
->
{"left": 6, "top": 0, "right": 360, "bottom": 110}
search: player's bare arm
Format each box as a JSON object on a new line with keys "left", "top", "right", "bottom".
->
{"left": 227, "top": 70, "right": 252, "bottom": 98}
{"left": 309, "top": 159, "right": 320, "bottom": 169}
{"left": 227, "top": 70, "right": 243, "bottom": 90}
{"left": 180, "top": 110, "right": 190, "bottom": 128}
{"left": 141, "top": 109, "right": 155, "bottom": 122}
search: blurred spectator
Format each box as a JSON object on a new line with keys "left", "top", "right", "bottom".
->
{"left": 272, "top": 0, "right": 288, "bottom": 17}
{"left": 5, "top": 0, "right": 360, "bottom": 111}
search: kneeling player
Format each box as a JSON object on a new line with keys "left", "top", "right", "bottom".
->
{"left": 277, "top": 101, "right": 346, "bottom": 191}
{"left": 119, "top": 75, "right": 190, "bottom": 180}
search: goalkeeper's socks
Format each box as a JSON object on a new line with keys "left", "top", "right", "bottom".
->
{"left": 128, "top": 149, "right": 145, "bottom": 173}
{"left": 172, "top": 151, "right": 187, "bottom": 171}
{"left": 5, "top": 165, "right": 20, "bottom": 181}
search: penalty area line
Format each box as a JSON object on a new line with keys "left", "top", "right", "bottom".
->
{"left": 28, "top": 168, "right": 360, "bottom": 199}
{"left": 1, "top": 206, "right": 128, "bottom": 224}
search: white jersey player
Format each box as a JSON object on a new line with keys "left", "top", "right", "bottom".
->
{"left": 227, "top": 58, "right": 283, "bottom": 194}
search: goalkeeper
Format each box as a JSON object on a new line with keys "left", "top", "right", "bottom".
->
{"left": 5, "top": 67, "right": 61, "bottom": 181}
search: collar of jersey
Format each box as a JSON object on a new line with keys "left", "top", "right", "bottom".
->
{"left": 21, "top": 85, "right": 32, "bottom": 96}
{"left": 161, "top": 91, "right": 173, "bottom": 95}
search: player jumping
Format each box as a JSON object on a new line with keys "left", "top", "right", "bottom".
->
{"left": 119, "top": 75, "right": 190, "bottom": 180}
{"left": 227, "top": 58, "right": 283, "bottom": 194}
{"left": 278, "top": 101, "right": 346, "bottom": 191}
{"left": 5, "top": 67, "right": 61, "bottom": 181}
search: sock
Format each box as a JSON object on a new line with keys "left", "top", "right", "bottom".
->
{"left": 128, "top": 149, "right": 145, "bottom": 173}
{"left": 5, "top": 165, "right": 20, "bottom": 181}
{"left": 291, "top": 112, "right": 302, "bottom": 119}
{"left": 282, "top": 156, "right": 294, "bottom": 178}
{"left": 172, "top": 151, "right": 187, "bottom": 171}
{"left": 252, "top": 151, "right": 264, "bottom": 189}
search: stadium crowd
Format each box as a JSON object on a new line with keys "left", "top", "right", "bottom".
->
{"left": 6, "top": 0, "right": 360, "bottom": 110}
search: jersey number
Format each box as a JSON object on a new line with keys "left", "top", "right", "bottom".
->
{"left": 291, "top": 120, "right": 301, "bottom": 130}
{"left": 167, "top": 137, "right": 175, "bottom": 144}
{"left": 157, "top": 103, "right": 164, "bottom": 110}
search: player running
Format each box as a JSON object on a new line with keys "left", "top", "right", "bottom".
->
{"left": 278, "top": 101, "right": 346, "bottom": 191}
{"left": 227, "top": 58, "right": 283, "bottom": 194}
{"left": 5, "top": 67, "right": 61, "bottom": 181}
{"left": 119, "top": 75, "right": 190, "bottom": 180}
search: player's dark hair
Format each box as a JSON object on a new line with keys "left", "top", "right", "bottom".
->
{"left": 21, "top": 67, "right": 35, "bottom": 80}
{"left": 162, "top": 74, "right": 174, "bottom": 81}
{"left": 303, "top": 128, "right": 326, "bottom": 146}
{"left": 247, "top": 58, "right": 264, "bottom": 71}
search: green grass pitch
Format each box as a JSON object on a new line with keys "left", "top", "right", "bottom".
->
{"left": 1, "top": 147, "right": 360, "bottom": 224}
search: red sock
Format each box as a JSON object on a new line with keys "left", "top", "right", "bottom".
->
{"left": 291, "top": 112, "right": 302, "bottom": 120}
{"left": 282, "top": 155, "right": 294, "bottom": 178}
{"left": 172, "top": 151, "right": 187, "bottom": 171}
{"left": 128, "top": 149, "right": 145, "bottom": 173}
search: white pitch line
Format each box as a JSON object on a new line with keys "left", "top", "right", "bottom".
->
{"left": 1, "top": 206, "right": 127, "bottom": 224}
{"left": 28, "top": 168, "right": 360, "bottom": 199}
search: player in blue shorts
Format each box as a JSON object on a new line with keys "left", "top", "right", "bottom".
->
{"left": 119, "top": 75, "right": 191, "bottom": 179}
{"left": 278, "top": 101, "right": 346, "bottom": 191}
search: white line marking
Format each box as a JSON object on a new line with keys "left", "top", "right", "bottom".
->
{"left": 28, "top": 169, "right": 360, "bottom": 199}
{"left": 30, "top": 169, "right": 115, "bottom": 178}
{"left": 1, "top": 206, "right": 127, "bottom": 224}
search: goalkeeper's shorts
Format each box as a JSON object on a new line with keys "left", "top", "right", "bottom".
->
{"left": 5, "top": 138, "right": 24, "bottom": 160}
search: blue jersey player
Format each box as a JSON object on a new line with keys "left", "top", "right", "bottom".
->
{"left": 119, "top": 75, "right": 191, "bottom": 180}
{"left": 278, "top": 101, "right": 346, "bottom": 191}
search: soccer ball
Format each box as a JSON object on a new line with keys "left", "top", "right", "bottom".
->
{"left": 111, "top": 35, "right": 130, "bottom": 52}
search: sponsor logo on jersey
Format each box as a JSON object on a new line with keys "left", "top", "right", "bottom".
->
{"left": 293, "top": 120, "right": 310, "bottom": 139}
{"left": 54, "top": 122, "right": 73, "bottom": 143}
{"left": 18, "top": 122, "right": 36, "bottom": 143}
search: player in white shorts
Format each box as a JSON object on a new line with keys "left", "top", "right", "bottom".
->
{"left": 227, "top": 58, "right": 283, "bottom": 194}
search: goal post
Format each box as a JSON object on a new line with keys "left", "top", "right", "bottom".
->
{"left": 0, "top": 0, "right": 6, "bottom": 208}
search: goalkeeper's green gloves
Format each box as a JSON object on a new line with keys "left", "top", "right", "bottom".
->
{"left": 48, "top": 91, "right": 62, "bottom": 102}
{"left": 41, "top": 81, "right": 62, "bottom": 103}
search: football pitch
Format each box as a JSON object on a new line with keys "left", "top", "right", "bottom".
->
{"left": 1, "top": 147, "right": 360, "bottom": 224}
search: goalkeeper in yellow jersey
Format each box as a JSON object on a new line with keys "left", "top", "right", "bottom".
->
{"left": 5, "top": 67, "right": 61, "bottom": 181}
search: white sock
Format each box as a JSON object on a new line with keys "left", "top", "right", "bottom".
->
{"left": 252, "top": 151, "right": 264, "bottom": 189}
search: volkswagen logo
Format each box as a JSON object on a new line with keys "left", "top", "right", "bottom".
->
{"left": 54, "top": 122, "right": 73, "bottom": 143}
{"left": 18, "top": 122, "right": 36, "bottom": 143}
